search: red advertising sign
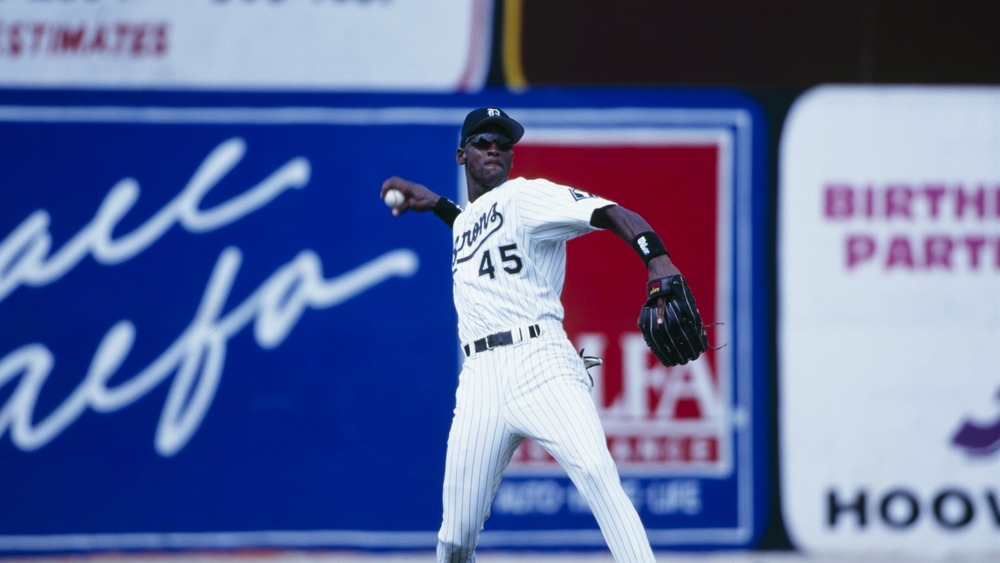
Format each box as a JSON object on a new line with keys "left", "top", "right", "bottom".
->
{"left": 466, "top": 105, "right": 771, "bottom": 548}
{"left": 506, "top": 135, "right": 728, "bottom": 475}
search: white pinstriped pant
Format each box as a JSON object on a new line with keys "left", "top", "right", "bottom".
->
{"left": 436, "top": 324, "right": 655, "bottom": 562}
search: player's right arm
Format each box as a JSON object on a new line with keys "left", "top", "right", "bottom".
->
{"left": 381, "top": 176, "right": 462, "bottom": 226}
{"left": 381, "top": 176, "right": 440, "bottom": 214}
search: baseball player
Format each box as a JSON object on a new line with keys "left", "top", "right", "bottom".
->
{"left": 382, "top": 107, "right": 687, "bottom": 562}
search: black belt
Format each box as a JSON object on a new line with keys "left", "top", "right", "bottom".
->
{"left": 463, "top": 324, "right": 541, "bottom": 357}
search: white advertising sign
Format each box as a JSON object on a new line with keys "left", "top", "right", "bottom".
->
{"left": 779, "top": 86, "right": 1000, "bottom": 556}
{"left": 0, "top": 0, "right": 492, "bottom": 91}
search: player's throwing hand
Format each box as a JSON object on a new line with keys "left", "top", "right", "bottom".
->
{"left": 380, "top": 176, "right": 440, "bottom": 216}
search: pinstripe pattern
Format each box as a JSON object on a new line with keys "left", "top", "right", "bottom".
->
{"left": 438, "top": 179, "right": 655, "bottom": 562}
{"left": 451, "top": 178, "right": 607, "bottom": 343}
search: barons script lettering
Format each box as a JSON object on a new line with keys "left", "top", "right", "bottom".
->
{"left": 452, "top": 202, "right": 503, "bottom": 266}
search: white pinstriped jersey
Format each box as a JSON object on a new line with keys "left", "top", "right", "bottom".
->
{"left": 450, "top": 177, "right": 615, "bottom": 344}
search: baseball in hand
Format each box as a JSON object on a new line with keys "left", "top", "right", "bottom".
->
{"left": 383, "top": 189, "right": 405, "bottom": 208}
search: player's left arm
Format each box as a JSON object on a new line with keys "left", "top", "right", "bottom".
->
{"left": 592, "top": 204, "right": 710, "bottom": 364}
{"left": 590, "top": 204, "right": 680, "bottom": 281}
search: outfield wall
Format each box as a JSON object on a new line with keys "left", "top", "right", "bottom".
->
{"left": 0, "top": 1, "right": 996, "bottom": 559}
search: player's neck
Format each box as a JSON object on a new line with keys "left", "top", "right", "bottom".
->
{"left": 467, "top": 179, "right": 507, "bottom": 204}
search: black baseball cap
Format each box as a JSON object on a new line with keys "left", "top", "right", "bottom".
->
{"left": 460, "top": 107, "right": 524, "bottom": 147}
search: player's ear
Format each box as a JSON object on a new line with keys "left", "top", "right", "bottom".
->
{"left": 456, "top": 147, "right": 467, "bottom": 165}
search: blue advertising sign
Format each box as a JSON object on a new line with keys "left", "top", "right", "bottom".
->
{"left": 0, "top": 90, "right": 768, "bottom": 553}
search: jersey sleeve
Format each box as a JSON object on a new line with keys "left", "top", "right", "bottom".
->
{"left": 512, "top": 178, "right": 617, "bottom": 242}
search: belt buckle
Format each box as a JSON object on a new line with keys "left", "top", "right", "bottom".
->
{"left": 468, "top": 329, "right": 520, "bottom": 356}
{"left": 486, "top": 330, "right": 514, "bottom": 350}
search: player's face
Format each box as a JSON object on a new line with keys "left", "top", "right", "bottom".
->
{"left": 458, "top": 131, "right": 514, "bottom": 191}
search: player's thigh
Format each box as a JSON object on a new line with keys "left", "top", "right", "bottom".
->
{"left": 440, "top": 395, "right": 523, "bottom": 540}
{"left": 511, "top": 370, "right": 611, "bottom": 466}
{"left": 442, "top": 361, "right": 519, "bottom": 501}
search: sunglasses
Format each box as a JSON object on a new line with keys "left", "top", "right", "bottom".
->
{"left": 464, "top": 132, "right": 514, "bottom": 151}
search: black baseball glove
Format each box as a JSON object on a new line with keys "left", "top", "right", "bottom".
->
{"left": 638, "top": 275, "right": 709, "bottom": 366}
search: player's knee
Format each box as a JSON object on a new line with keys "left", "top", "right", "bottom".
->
{"left": 568, "top": 456, "right": 620, "bottom": 490}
